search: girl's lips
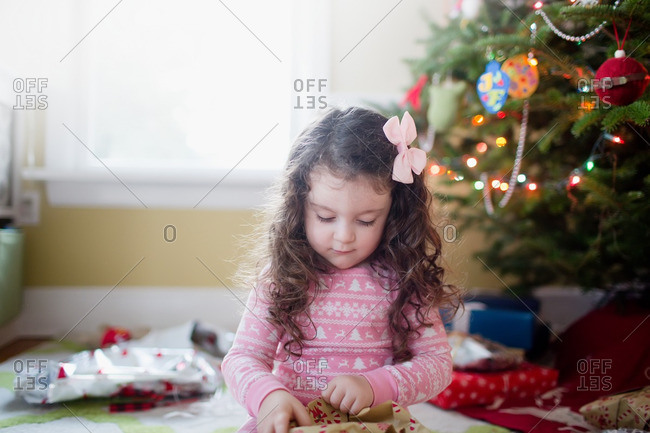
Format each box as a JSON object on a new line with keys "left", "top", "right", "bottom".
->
{"left": 332, "top": 249, "right": 353, "bottom": 254}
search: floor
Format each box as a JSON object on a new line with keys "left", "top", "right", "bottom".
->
{"left": 0, "top": 338, "right": 50, "bottom": 363}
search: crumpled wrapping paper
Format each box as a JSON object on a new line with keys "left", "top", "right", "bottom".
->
{"left": 448, "top": 331, "right": 523, "bottom": 372}
{"left": 14, "top": 346, "right": 221, "bottom": 404}
{"left": 289, "top": 398, "right": 431, "bottom": 433}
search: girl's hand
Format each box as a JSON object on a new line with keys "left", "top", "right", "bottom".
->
{"left": 257, "top": 390, "right": 312, "bottom": 433}
{"left": 322, "top": 375, "right": 374, "bottom": 415}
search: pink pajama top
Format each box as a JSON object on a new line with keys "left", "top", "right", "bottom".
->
{"left": 220, "top": 263, "right": 452, "bottom": 417}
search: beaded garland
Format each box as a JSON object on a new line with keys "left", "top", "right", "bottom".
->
{"left": 498, "top": 98, "right": 529, "bottom": 208}
{"left": 535, "top": 0, "right": 621, "bottom": 43}
{"left": 480, "top": 99, "right": 530, "bottom": 215}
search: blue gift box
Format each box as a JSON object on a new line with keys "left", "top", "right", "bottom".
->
{"left": 442, "top": 294, "right": 544, "bottom": 352}
{"left": 468, "top": 308, "right": 535, "bottom": 350}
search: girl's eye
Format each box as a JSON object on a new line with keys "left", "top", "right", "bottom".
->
{"left": 358, "top": 220, "right": 376, "bottom": 227}
{"left": 317, "top": 215, "right": 335, "bottom": 223}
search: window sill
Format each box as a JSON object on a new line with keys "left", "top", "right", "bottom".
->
{"left": 22, "top": 167, "right": 281, "bottom": 209}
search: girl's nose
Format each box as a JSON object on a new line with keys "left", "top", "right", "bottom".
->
{"left": 334, "top": 221, "right": 355, "bottom": 244}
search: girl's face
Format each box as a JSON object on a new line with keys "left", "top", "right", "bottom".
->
{"left": 304, "top": 169, "right": 392, "bottom": 270}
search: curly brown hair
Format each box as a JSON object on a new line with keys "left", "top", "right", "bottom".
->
{"left": 244, "top": 106, "right": 460, "bottom": 363}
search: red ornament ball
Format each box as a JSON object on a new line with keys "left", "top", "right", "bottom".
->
{"left": 594, "top": 50, "right": 650, "bottom": 106}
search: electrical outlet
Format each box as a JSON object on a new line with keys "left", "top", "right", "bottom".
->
{"left": 18, "top": 190, "right": 40, "bottom": 226}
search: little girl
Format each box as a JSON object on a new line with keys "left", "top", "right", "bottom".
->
{"left": 221, "top": 107, "right": 460, "bottom": 433}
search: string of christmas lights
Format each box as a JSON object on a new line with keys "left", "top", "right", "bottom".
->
{"left": 426, "top": 130, "right": 623, "bottom": 211}
{"left": 565, "top": 131, "right": 623, "bottom": 188}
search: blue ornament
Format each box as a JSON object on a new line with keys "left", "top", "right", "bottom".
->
{"left": 477, "top": 60, "right": 510, "bottom": 113}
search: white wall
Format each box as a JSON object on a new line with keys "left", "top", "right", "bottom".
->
{"left": 0, "top": 287, "right": 245, "bottom": 347}
{"left": 329, "top": 0, "right": 451, "bottom": 103}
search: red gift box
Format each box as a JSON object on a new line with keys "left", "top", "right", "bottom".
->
{"left": 430, "top": 363, "right": 559, "bottom": 409}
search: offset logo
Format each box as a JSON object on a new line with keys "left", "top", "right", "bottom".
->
{"left": 443, "top": 224, "right": 457, "bottom": 243}
{"left": 163, "top": 224, "right": 177, "bottom": 243}
{"left": 293, "top": 358, "right": 328, "bottom": 391}
{"left": 13, "top": 78, "right": 48, "bottom": 110}
{"left": 13, "top": 359, "right": 48, "bottom": 391}
{"left": 576, "top": 358, "right": 612, "bottom": 392}
{"left": 577, "top": 78, "right": 611, "bottom": 110}
{"left": 293, "top": 78, "right": 327, "bottom": 110}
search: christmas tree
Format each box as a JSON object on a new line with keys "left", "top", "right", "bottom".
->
{"left": 382, "top": 0, "right": 650, "bottom": 293}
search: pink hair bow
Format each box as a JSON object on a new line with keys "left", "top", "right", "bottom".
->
{"left": 383, "top": 111, "right": 427, "bottom": 184}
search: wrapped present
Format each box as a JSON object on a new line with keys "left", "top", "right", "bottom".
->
{"left": 429, "top": 363, "right": 558, "bottom": 409}
{"left": 469, "top": 309, "right": 535, "bottom": 350}
{"left": 580, "top": 386, "right": 650, "bottom": 430}
{"left": 446, "top": 300, "right": 537, "bottom": 351}
{"left": 289, "top": 398, "right": 430, "bottom": 433}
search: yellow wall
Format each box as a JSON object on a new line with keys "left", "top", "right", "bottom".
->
{"left": 22, "top": 183, "right": 502, "bottom": 290}
{"left": 428, "top": 179, "right": 507, "bottom": 293}
{"left": 22, "top": 188, "right": 259, "bottom": 287}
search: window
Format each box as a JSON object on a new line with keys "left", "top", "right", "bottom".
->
{"left": 33, "top": 0, "right": 330, "bottom": 208}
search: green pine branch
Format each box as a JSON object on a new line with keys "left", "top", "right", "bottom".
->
{"left": 572, "top": 109, "right": 606, "bottom": 136}
{"left": 602, "top": 101, "right": 650, "bottom": 130}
